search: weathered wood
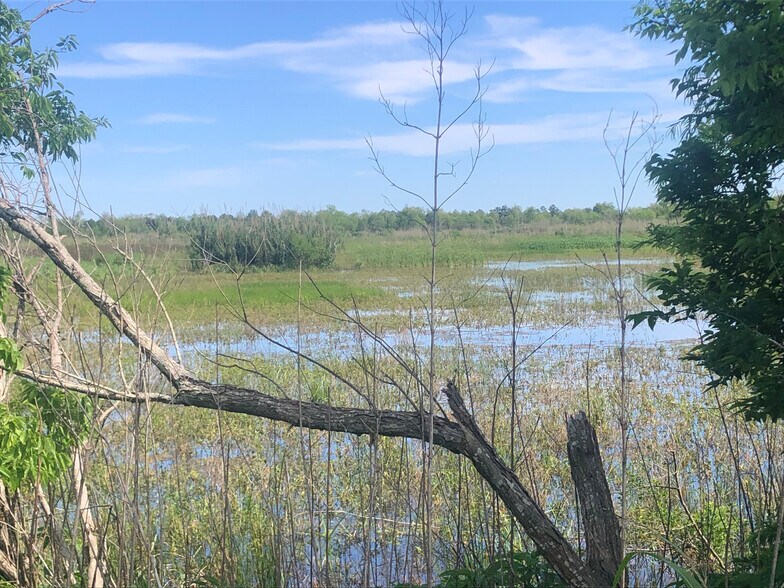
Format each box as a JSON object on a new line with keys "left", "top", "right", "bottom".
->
{"left": 443, "top": 381, "right": 604, "bottom": 588}
{"left": 0, "top": 551, "right": 17, "bottom": 584}
{"left": 0, "top": 202, "right": 190, "bottom": 387}
{"left": 567, "top": 411, "right": 623, "bottom": 586}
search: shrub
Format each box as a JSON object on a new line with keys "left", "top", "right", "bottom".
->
{"left": 396, "top": 550, "right": 564, "bottom": 588}
{"left": 189, "top": 211, "right": 342, "bottom": 271}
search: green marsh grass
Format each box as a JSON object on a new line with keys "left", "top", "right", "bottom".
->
{"left": 163, "top": 276, "right": 384, "bottom": 312}
{"left": 336, "top": 229, "right": 656, "bottom": 270}
{"left": 45, "top": 226, "right": 664, "bottom": 329}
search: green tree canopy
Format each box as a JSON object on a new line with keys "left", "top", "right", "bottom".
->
{"left": 0, "top": 2, "right": 105, "bottom": 170}
{"left": 630, "top": 0, "right": 784, "bottom": 419}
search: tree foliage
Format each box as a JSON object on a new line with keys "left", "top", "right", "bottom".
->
{"left": 0, "top": 2, "right": 105, "bottom": 171}
{"left": 0, "top": 0, "right": 96, "bottom": 508}
{"left": 72, "top": 202, "right": 669, "bottom": 243}
{"left": 396, "top": 550, "right": 564, "bottom": 588}
{"left": 629, "top": 0, "right": 784, "bottom": 419}
{"left": 706, "top": 522, "right": 784, "bottom": 587}
{"left": 0, "top": 381, "right": 92, "bottom": 492}
{"left": 0, "top": 265, "right": 91, "bottom": 493}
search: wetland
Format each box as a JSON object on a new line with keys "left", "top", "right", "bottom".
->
{"left": 54, "top": 224, "right": 769, "bottom": 586}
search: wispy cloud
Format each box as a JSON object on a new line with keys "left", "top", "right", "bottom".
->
{"left": 137, "top": 113, "right": 215, "bottom": 125}
{"left": 58, "top": 20, "right": 412, "bottom": 78}
{"left": 259, "top": 137, "right": 367, "bottom": 152}
{"left": 60, "top": 13, "right": 670, "bottom": 105}
{"left": 255, "top": 111, "right": 656, "bottom": 157}
{"left": 479, "top": 14, "right": 672, "bottom": 104}
{"left": 537, "top": 71, "right": 672, "bottom": 96}
{"left": 160, "top": 165, "right": 250, "bottom": 190}
{"left": 483, "top": 15, "right": 659, "bottom": 71}
{"left": 344, "top": 59, "right": 480, "bottom": 102}
{"left": 485, "top": 72, "right": 674, "bottom": 103}
{"left": 61, "top": 42, "right": 272, "bottom": 78}
{"left": 59, "top": 20, "right": 478, "bottom": 104}
{"left": 483, "top": 77, "right": 536, "bottom": 103}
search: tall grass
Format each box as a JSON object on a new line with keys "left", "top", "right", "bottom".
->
{"left": 62, "top": 336, "right": 777, "bottom": 586}
{"left": 337, "top": 230, "right": 654, "bottom": 269}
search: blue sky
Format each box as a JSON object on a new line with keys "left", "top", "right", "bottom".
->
{"left": 19, "top": 0, "right": 686, "bottom": 216}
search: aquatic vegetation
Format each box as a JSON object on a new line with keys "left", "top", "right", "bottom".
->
{"left": 41, "top": 248, "right": 769, "bottom": 586}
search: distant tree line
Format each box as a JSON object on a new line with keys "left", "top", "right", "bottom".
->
{"left": 65, "top": 202, "right": 672, "bottom": 270}
{"left": 73, "top": 201, "right": 673, "bottom": 239}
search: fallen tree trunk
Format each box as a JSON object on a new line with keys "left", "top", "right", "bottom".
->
{"left": 0, "top": 197, "right": 623, "bottom": 587}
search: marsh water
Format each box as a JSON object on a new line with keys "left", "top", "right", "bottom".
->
{"left": 88, "top": 255, "right": 759, "bottom": 587}
{"left": 176, "top": 257, "right": 700, "bottom": 360}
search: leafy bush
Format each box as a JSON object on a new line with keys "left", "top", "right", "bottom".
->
{"left": 0, "top": 381, "right": 92, "bottom": 492}
{"left": 706, "top": 522, "right": 784, "bottom": 588}
{"left": 395, "top": 550, "right": 564, "bottom": 588}
{"left": 189, "top": 211, "right": 342, "bottom": 270}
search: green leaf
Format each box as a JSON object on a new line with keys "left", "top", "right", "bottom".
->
{"left": 613, "top": 551, "right": 703, "bottom": 588}
{"left": 630, "top": 0, "right": 784, "bottom": 420}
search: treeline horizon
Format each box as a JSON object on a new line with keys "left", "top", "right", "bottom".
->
{"left": 75, "top": 200, "right": 672, "bottom": 238}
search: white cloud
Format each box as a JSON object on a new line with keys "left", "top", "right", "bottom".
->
{"left": 477, "top": 13, "right": 672, "bottom": 104}
{"left": 483, "top": 14, "right": 658, "bottom": 72}
{"left": 345, "top": 59, "right": 479, "bottom": 102}
{"left": 538, "top": 71, "right": 672, "bottom": 96}
{"left": 509, "top": 27, "right": 654, "bottom": 71}
{"left": 137, "top": 113, "right": 215, "bottom": 125}
{"left": 484, "top": 77, "right": 536, "bottom": 103}
{"left": 59, "top": 12, "right": 671, "bottom": 107}
{"left": 485, "top": 71, "right": 674, "bottom": 103}
{"left": 482, "top": 15, "right": 541, "bottom": 38}
{"left": 57, "top": 17, "right": 482, "bottom": 103}
{"left": 161, "top": 165, "right": 250, "bottom": 190}
{"left": 258, "top": 137, "right": 368, "bottom": 152}
{"left": 61, "top": 41, "right": 273, "bottom": 78}
{"left": 60, "top": 61, "right": 184, "bottom": 78}
{"left": 58, "top": 20, "right": 412, "bottom": 79}
{"left": 494, "top": 113, "right": 620, "bottom": 146}
{"left": 256, "top": 111, "right": 649, "bottom": 157}
{"left": 102, "top": 42, "right": 253, "bottom": 63}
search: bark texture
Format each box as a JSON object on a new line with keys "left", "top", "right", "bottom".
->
{"left": 0, "top": 483, "right": 19, "bottom": 583}
{"left": 443, "top": 381, "right": 605, "bottom": 588}
{"left": 567, "top": 411, "right": 623, "bottom": 586}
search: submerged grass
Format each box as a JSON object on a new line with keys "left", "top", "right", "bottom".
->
{"left": 80, "top": 331, "right": 765, "bottom": 587}
{"left": 47, "top": 223, "right": 754, "bottom": 588}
